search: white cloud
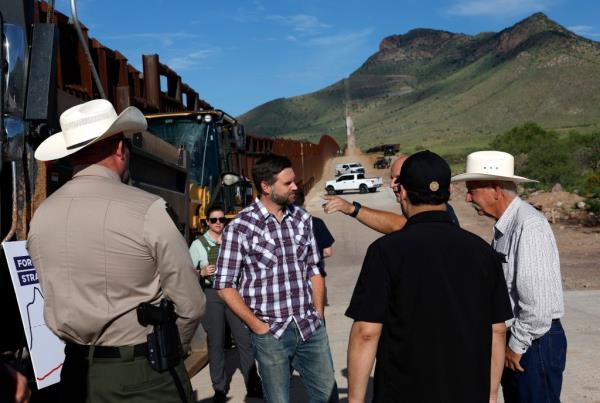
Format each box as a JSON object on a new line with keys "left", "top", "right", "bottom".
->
{"left": 231, "top": 11, "right": 261, "bottom": 23}
{"left": 229, "top": 1, "right": 266, "bottom": 23}
{"left": 102, "top": 32, "right": 198, "bottom": 47}
{"left": 568, "top": 25, "right": 600, "bottom": 37}
{"left": 266, "top": 14, "right": 330, "bottom": 34}
{"left": 277, "top": 30, "right": 375, "bottom": 85}
{"left": 252, "top": 0, "right": 265, "bottom": 12}
{"left": 165, "top": 49, "right": 219, "bottom": 70}
{"left": 308, "top": 29, "right": 373, "bottom": 47}
{"left": 274, "top": 71, "right": 325, "bottom": 80}
{"left": 448, "top": 0, "right": 548, "bottom": 17}
{"left": 103, "top": 32, "right": 197, "bottom": 40}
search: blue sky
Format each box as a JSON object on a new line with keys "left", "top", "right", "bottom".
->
{"left": 55, "top": 0, "right": 599, "bottom": 116}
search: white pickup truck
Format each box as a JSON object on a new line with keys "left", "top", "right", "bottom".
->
{"left": 335, "top": 162, "right": 364, "bottom": 176}
{"left": 325, "top": 173, "right": 383, "bottom": 194}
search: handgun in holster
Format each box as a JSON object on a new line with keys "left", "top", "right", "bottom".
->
{"left": 136, "top": 299, "right": 182, "bottom": 372}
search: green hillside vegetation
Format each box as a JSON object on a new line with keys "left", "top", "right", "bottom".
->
{"left": 237, "top": 81, "right": 348, "bottom": 144}
{"left": 491, "top": 123, "right": 600, "bottom": 212}
{"left": 239, "top": 13, "right": 600, "bottom": 156}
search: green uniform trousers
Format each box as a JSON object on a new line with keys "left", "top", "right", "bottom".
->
{"left": 60, "top": 345, "right": 193, "bottom": 403}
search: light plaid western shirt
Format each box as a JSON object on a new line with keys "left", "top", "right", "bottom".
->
{"left": 214, "top": 199, "right": 323, "bottom": 340}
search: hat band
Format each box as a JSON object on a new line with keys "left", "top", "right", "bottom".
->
{"left": 61, "top": 111, "right": 116, "bottom": 130}
{"left": 66, "top": 137, "right": 96, "bottom": 150}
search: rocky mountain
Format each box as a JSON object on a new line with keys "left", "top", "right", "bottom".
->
{"left": 239, "top": 13, "right": 600, "bottom": 154}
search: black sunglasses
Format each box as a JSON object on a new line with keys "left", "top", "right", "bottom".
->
{"left": 208, "top": 217, "right": 227, "bottom": 224}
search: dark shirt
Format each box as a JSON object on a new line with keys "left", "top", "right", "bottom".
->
{"left": 446, "top": 202, "right": 460, "bottom": 226}
{"left": 312, "top": 216, "right": 335, "bottom": 276}
{"left": 346, "top": 211, "right": 512, "bottom": 403}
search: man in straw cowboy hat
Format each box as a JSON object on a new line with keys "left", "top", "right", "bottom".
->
{"left": 452, "top": 150, "right": 567, "bottom": 403}
{"left": 26, "top": 99, "right": 205, "bottom": 403}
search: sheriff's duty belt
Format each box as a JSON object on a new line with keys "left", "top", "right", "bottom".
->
{"left": 66, "top": 342, "right": 148, "bottom": 359}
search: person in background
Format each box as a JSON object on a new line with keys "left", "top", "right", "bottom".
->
{"left": 215, "top": 154, "right": 338, "bottom": 403}
{"left": 293, "top": 188, "right": 335, "bottom": 276}
{"left": 323, "top": 156, "right": 459, "bottom": 234}
{"left": 27, "top": 99, "right": 204, "bottom": 403}
{"left": 452, "top": 150, "right": 567, "bottom": 403}
{"left": 189, "top": 204, "right": 262, "bottom": 402}
{"left": 346, "top": 151, "right": 512, "bottom": 403}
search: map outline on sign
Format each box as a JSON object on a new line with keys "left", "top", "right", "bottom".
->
{"left": 3, "top": 240, "right": 65, "bottom": 389}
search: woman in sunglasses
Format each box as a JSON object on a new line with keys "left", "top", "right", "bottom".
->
{"left": 189, "top": 204, "right": 262, "bottom": 402}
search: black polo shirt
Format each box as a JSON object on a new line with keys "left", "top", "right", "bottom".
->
{"left": 346, "top": 210, "right": 512, "bottom": 403}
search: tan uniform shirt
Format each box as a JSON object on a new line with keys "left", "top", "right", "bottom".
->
{"left": 27, "top": 164, "right": 205, "bottom": 350}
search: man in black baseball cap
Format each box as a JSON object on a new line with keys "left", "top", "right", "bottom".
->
{"left": 346, "top": 150, "right": 513, "bottom": 403}
{"left": 395, "top": 150, "right": 451, "bottom": 217}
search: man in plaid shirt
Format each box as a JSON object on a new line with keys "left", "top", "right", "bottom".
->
{"left": 215, "top": 154, "right": 337, "bottom": 403}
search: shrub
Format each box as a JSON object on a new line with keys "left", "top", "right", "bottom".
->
{"left": 490, "top": 123, "right": 600, "bottom": 192}
{"left": 525, "top": 141, "right": 581, "bottom": 188}
{"left": 584, "top": 170, "right": 600, "bottom": 195}
{"left": 490, "top": 122, "right": 558, "bottom": 155}
{"left": 586, "top": 198, "right": 600, "bottom": 214}
{"left": 583, "top": 170, "right": 600, "bottom": 216}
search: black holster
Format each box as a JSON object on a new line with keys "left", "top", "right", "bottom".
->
{"left": 137, "top": 299, "right": 182, "bottom": 372}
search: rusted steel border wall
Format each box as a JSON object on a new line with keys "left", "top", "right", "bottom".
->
{"left": 240, "top": 135, "right": 339, "bottom": 194}
{"left": 36, "top": 1, "right": 208, "bottom": 114}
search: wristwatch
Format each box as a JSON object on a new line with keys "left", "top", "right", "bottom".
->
{"left": 350, "top": 201, "right": 361, "bottom": 217}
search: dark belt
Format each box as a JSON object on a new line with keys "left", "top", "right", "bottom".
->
{"left": 65, "top": 342, "right": 147, "bottom": 359}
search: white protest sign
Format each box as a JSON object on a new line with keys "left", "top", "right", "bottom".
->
{"left": 3, "top": 240, "right": 64, "bottom": 389}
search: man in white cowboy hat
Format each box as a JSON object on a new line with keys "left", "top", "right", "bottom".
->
{"left": 452, "top": 150, "right": 566, "bottom": 403}
{"left": 26, "top": 99, "right": 205, "bottom": 403}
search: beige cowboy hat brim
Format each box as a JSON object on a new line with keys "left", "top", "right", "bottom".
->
{"left": 34, "top": 106, "right": 147, "bottom": 161}
{"left": 451, "top": 172, "right": 537, "bottom": 183}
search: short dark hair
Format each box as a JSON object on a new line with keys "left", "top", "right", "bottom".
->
{"left": 294, "top": 188, "right": 305, "bottom": 206}
{"left": 252, "top": 154, "right": 292, "bottom": 195}
{"left": 66, "top": 134, "right": 125, "bottom": 165}
{"left": 205, "top": 203, "right": 225, "bottom": 217}
{"left": 406, "top": 190, "right": 449, "bottom": 206}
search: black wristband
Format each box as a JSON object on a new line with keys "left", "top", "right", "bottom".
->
{"left": 350, "top": 201, "right": 361, "bottom": 217}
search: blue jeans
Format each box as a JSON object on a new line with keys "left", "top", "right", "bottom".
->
{"left": 251, "top": 321, "right": 337, "bottom": 403}
{"left": 502, "top": 320, "right": 567, "bottom": 403}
